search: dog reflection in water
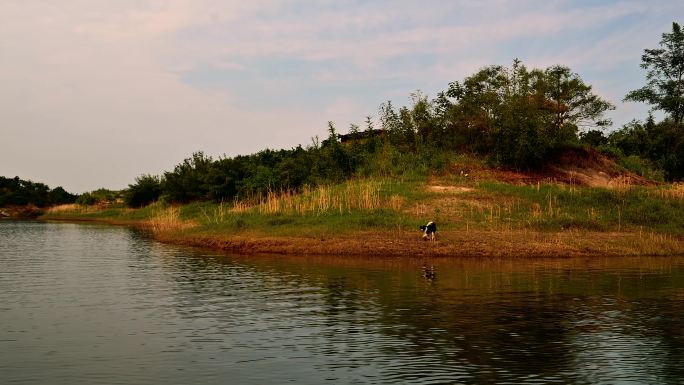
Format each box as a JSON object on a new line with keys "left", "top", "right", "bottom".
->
{"left": 422, "top": 263, "right": 436, "bottom": 280}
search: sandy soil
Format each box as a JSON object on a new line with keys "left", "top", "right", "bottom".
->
{"left": 151, "top": 228, "right": 684, "bottom": 258}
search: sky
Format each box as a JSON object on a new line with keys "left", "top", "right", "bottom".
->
{"left": 1, "top": 0, "right": 680, "bottom": 193}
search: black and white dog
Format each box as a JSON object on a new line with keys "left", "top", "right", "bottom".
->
{"left": 419, "top": 221, "right": 437, "bottom": 241}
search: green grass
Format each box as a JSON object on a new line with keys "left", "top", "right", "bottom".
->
{"left": 456, "top": 181, "right": 684, "bottom": 233}
{"left": 223, "top": 180, "right": 675, "bottom": 235}
{"left": 189, "top": 206, "right": 414, "bottom": 238}
{"left": 42, "top": 176, "right": 684, "bottom": 238}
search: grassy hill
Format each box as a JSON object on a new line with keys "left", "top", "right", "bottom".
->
{"left": 37, "top": 57, "right": 684, "bottom": 257}
{"left": 42, "top": 150, "right": 684, "bottom": 257}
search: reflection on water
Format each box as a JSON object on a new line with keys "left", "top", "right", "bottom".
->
{"left": 1, "top": 221, "right": 683, "bottom": 384}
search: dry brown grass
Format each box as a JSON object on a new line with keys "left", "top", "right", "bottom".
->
{"left": 147, "top": 206, "right": 196, "bottom": 233}
{"left": 46, "top": 203, "right": 123, "bottom": 214}
{"left": 46, "top": 204, "right": 81, "bottom": 213}
{"left": 228, "top": 179, "right": 400, "bottom": 215}
{"left": 655, "top": 183, "right": 684, "bottom": 200}
{"left": 607, "top": 175, "right": 634, "bottom": 191}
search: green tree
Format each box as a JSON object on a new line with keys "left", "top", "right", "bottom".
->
{"left": 48, "top": 186, "right": 77, "bottom": 205}
{"left": 319, "top": 121, "right": 353, "bottom": 181}
{"left": 443, "top": 60, "right": 613, "bottom": 167}
{"left": 76, "top": 192, "right": 97, "bottom": 206}
{"left": 163, "top": 152, "right": 213, "bottom": 203}
{"left": 625, "top": 22, "right": 684, "bottom": 128}
{"left": 1, "top": 176, "right": 77, "bottom": 207}
{"left": 205, "top": 157, "right": 244, "bottom": 201}
{"left": 533, "top": 65, "right": 614, "bottom": 134}
{"left": 579, "top": 129, "right": 608, "bottom": 147}
{"left": 379, "top": 101, "right": 404, "bottom": 146}
{"left": 125, "top": 174, "right": 162, "bottom": 207}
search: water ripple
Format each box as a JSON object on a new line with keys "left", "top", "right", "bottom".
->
{"left": 2, "top": 221, "right": 684, "bottom": 384}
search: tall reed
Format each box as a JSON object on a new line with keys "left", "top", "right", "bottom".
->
{"left": 148, "top": 206, "right": 194, "bottom": 232}
{"left": 46, "top": 204, "right": 82, "bottom": 213}
{"left": 228, "top": 179, "right": 400, "bottom": 215}
{"left": 654, "top": 183, "right": 684, "bottom": 200}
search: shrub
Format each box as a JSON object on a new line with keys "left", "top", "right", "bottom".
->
{"left": 125, "top": 174, "right": 163, "bottom": 208}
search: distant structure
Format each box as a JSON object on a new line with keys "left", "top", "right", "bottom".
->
{"left": 337, "top": 129, "right": 385, "bottom": 144}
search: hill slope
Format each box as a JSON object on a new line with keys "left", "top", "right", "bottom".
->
{"left": 42, "top": 149, "right": 684, "bottom": 257}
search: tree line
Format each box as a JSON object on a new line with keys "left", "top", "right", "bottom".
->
{"left": 124, "top": 59, "right": 615, "bottom": 207}
{"left": 599, "top": 21, "right": 684, "bottom": 180}
{"left": 0, "top": 176, "right": 77, "bottom": 208}
{"left": 122, "top": 22, "right": 683, "bottom": 208}
{"left": 4, "top": 22, "right": 673, "bottom": 209}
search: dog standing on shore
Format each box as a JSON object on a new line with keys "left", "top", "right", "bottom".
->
{"left": 420, "top": 221, "right": 437, "bottom": 241}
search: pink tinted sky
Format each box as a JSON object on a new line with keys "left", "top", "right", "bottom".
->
{"left": 1, "top": 0, "right": 680, "bottom": 192}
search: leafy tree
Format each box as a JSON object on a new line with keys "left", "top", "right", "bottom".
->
{"left": 608, "top": 120, "right": 651, "bottom": 156}
{"left": 379, "top": 101, "right": 404, "bottom": 146}
{"left": 579, "top": 129, "right": 608, "bottom": 147}
{"left": 163, "top": 152, "right": 213, "bottom": 203}
{"left": 409, "top": 91, "right": 441, "bottom": 144}
{"left": 90, "top": 188, "right": 119, "bottom": 203}
{"left": 365, "top": 115, "right": 381, "bottom": 147}
{"left": 0, "top": 176, "right": 72, "bottom": 207}
{"left": 443, "top": 60, "right": 613, "bottom": 167}
{"left": 275, "top": 147, "right": 311, "bottom": 190}
{"left": 625, "top": 22, "right": 684, "bottom": 128}
{"left": 74, "top": 188, "right": 120, "bottom": 206}
{"left": 125, "top": 175, "right": 162, "bottom": 207}
{"left": 606, "top": 116, "right": 684, "bottom": 180}
{"left": 204, "top": 157, "right": 244, "bottom": 201}
{"left": 532, "top": 65, "right": 614, "bottom": 133}
{"left": 318, "top": 121, "right": 353, "bottom": 181}
{"left": 76, "top": 192, "right": 97, "bottom": 206}
{"left": 48, "top": 186, "right": 77, "bottom": 205}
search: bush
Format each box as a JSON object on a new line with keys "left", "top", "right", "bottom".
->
{"left": 125, "top": 174, "right": 163, "bottom": 208}
{"left": 76, "top": 192, "right": 97, "bottom": 206}
{"left": 618, "top": 155, "right": 665, "bottom": 181}
{"left": 607, "top": 118, "right": 683, "bottom": 181}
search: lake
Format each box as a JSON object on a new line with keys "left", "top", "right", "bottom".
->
{"left": 1, "top": 221, "right": 683, "bottom": 384}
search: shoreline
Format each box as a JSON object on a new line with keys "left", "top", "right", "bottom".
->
{"left": 41, "top": 216, "right": 684, "bottom": 258}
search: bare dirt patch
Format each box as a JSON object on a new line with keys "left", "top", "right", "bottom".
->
{"left": 452, "top": 147, "right": 657, "bottom": 188}
{"left": 0, "top": 205, "right": 43, "bottom": 219}
{"left": 427, "top": 185, "right": 475, "bottom": 193}
{"left": 407, "top": 184, "right": 480, "bottom": 217}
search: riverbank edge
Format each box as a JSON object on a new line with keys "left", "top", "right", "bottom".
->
{"left": 40, "top": 215, "right": 684, "bottom": 258}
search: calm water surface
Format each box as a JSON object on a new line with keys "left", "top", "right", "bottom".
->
{"left": 1, "top": 221, "right": 684, "bottom": 384}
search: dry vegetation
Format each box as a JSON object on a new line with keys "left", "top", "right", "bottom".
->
{"left": 40, "top": 155, "right": 684, "bottom": 258}
{"left": 146, "top": 206, "right": 196, "bottom": 232}
{"left": 212, "top": 179, "right": 403, "bottom": 217}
